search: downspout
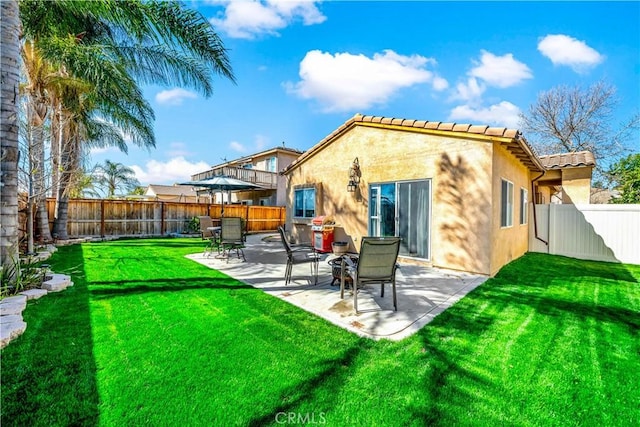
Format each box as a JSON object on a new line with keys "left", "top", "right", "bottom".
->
{"left": 531, "top": 171, "right": 548, "bottom": 245}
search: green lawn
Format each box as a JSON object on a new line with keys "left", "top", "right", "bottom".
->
{"left": 1, "top": 239, "right": 638, "bottom": 426}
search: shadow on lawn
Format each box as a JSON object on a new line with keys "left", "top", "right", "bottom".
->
{"left": 89, "top": 277, "right": 255, "bottom": 299}
{"left": 0, "top": 244, "right": 100, "bottom": 426}
{"left": 488, "top": 287, "right": 640, "bottom": 332}
{"left": 89, "top": 237, "right": 203, "bottom": 249}
{"left": 246, "top": 341, "right": 370, "bottom": 427}
{"left": 409, "top": 299, "right": 502, "bottom": 425}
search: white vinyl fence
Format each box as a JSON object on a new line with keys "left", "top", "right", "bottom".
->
{"left": 529, "top": 204, "right": 640, "bottom": 265}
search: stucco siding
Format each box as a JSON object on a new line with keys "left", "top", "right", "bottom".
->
{"left": 561, "top": 167, "right": 592, "bottom": 204}
{"left": 286, "top": 125, "right": 494, "bottom": 274}
{"left": 490, "top": 143, "right": 531, "bottom": 275}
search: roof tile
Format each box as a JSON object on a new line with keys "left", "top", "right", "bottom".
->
{"left": 438, "top": 123, "right": 455, "bottom": 131}
{"left": 468, "top": 125, "right": 489, "bottom": 134}
{"left": 425, "top": 121, "right": 440, "bottom": 129}
{"left": 485, "top": 127, "right": 507, "bottom": 136}
{"left": 538, "top": 151, "right": 595, "bottom": 169}
{"left": 453, "top": 124, "right": 471, "bottom": 132}
{"left": 282, "top": 113, "right": 547, "bottom": 174}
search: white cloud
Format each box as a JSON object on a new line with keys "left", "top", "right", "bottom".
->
{"left": 538, "top": 34, "right": 604, "bottom": 72}
{"left": 452, "top": 77, "right": 486, "bottom": 102}
{"left": 230, "top": 141, "right": 246, "bottom": 152}
{"left": 210, "top": 0, "right": 326, "bottom": 39}
{"left": 167, "top": 142, "right": 192, "bottom": 157}
{"left": 254, "top": 134, "right": 269, "bottom": 150}
{"left": 286, "top": 49, "right": 444, "bottom": 112}
{"left": 130, "top": 157, "right": 210, "bottom": 185}
{"left": 469, "top": 50, "right": 533, "bottom": 88}
{"left": 89, "top": 146, "right": 119, "bottom": 155}
{"left": 448, "top": 101, "right": 521, "bottom": 128}
{"left": 432, "top": 75, "right": 449, "bottom": 91}
{"left": 155, "top": 88, "right": 198, "bottom": 106}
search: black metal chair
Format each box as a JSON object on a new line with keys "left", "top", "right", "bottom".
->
{"left": 220, "top": 217, "right": 246, "bottom": 263}
{"left": 278, "top": 226, "right": 319, "bottom": 285}
{"left": 341, "top": 237, "right": 401, "bottom": 313}
{"left": 198, "top": 216, "right": 219, "bottom": 256}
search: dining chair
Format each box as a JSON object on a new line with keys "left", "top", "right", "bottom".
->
{"left": 220, "top": 217, "right": 246, "bottom": 263}
{"left": 198, "top": 216, "right": 217, "bottom": 256}
{"left": 341, "top": 237, "right": 401, "bottom": 313}
{"left": 278, "top": 226, "right": 319, "bottom": 285}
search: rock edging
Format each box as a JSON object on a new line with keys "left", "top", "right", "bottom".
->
{"left": 0, "top": 274, "right": 73, "bottom": 349}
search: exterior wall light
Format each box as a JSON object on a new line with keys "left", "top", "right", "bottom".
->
{"left": 347, "top": 157, "right": 361, "bottom": 192}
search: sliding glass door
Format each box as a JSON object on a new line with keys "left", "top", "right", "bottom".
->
{"left": 369, "top": 180, "right": 430, "bottom": 259}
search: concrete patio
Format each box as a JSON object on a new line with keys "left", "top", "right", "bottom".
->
{"left": 186, "top": 233, "right": 488, "bottom": 341}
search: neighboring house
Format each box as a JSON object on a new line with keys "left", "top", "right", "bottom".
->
{"left": 536, "top": 151, "right": 595, "bottom": 204}
{"left": 143, "top": 184, "right": 204, "bottom": 203}
{"left": 281, "top": 114, "right": 594, "bottom": 276}
{"left": 192, "top": 146, "right": 303, "bottom": 206}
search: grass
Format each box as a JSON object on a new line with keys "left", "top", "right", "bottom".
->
{"left": 1, "top": 238, "right": 638, "bottom": 426}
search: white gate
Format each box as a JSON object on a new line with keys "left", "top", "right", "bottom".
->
{"left": 529, "top": 204, "right": 640, "bottom": 265}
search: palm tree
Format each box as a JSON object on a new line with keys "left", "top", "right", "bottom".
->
{"left": 68, "top": 170, "right": 101, "bottom": 199}
{"left": 94, "top": 160, "right": 140, "bottom": 198}
{"left": 21, "top": 39, "right": 55, "bottom": 243}
{"left": 1, "top": 0, "right": 21, "bottom": 275}
{"left": 18, "top": 0, "right": 235, "bottom": 240}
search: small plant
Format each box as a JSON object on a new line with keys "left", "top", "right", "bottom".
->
{"left": 185, "top": 216, "right": 200, "bottom": 234}
{"left": 0, "top": 256, "right": 46, "bottom": 298}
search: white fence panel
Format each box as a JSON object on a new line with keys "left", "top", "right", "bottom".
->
{"left": 529, "top": 204, "right": 549, "bottom": 254}
{"left": 529, "top": 204, "right": 640, "bottom": 265}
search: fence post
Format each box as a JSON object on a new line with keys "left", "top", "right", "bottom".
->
{"left": 100, "top": 200, "right": 105, "bottom": 237}
{"left": 161, "top": 202, "right": 165, "bottom": 235}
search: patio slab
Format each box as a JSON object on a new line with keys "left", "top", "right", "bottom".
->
{"left": 186, "top": 233, "right": 488, "bottom": 341}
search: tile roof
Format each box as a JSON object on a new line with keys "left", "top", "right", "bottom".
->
{"left": 283, "top": 113, "right": 545, "bottom": 173}
{"left": 538, "top": 151, "right": 596, "bottom": 169}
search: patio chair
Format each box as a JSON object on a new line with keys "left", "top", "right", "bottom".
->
{"left": 278, "top": 226, "right": 319, "bottom": 285}
{"left": 220, "top": 217, "right": 246, "bottom": 263}
{"left": 340, "top": 237, "right": 401, "bottom": 313}
{"left": 198, "top": 216, "right": 219, "bottom": 256}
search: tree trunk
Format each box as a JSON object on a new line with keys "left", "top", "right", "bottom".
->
{"left": 31, "top": 102, "right": 53, "bottom": 242}
{"left": 1, "top": 0, "right": 21, "bottom": 274}
{"left": 52, "top": 119, "right": 76, "bottom": 240}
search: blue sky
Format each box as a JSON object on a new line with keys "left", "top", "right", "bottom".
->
{"left": 90, "top": 1, "right": 640, "bottom": 186}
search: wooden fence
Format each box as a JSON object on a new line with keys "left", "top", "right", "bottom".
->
{"left": 529, "top": 204, "right": 640, "bottom": 265}
{"left": 45, "top": 198, "right": 286, "bottom": 238}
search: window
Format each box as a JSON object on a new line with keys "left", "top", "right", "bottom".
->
{"left": 501, "top": 179, "right": 514, "bottom": 227}
{"left": 265, "top": 156, "right": 277, "bottom": 172}
{"left": 294, "top": 187, "right": 315, "bottom": 218}
{"left": 520, "top": 188, "right": 528, "bottom": 225}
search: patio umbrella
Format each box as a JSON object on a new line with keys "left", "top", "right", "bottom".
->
{"left": 180, "top": 176, "right": 263, "bottom": 215}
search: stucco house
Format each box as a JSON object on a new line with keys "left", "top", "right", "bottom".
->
{"left": 192, "top": 146, "right": 303, "bottom": 206}
{"left": 281, "top": 114, "right": 593, "bottom": 276}
{"left": 142, "top": 184, "right": 202, "bottom": 203}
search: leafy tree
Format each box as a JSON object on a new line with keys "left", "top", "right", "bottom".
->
{"left": 93, "top": 160, "right": 140, "bottom": 198}
{"left": 609, "top": 153, "right": 640, "bottom": 204}
{"left": 519, "top": 80, "right": 639, "bottom": 178}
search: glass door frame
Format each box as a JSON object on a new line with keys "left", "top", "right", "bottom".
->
{"left": 368, "top": 179, "right": 432, "bottom": 261}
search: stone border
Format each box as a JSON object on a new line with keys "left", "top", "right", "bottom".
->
{"left": 0, "top": 274, "right": 73, "bottom": 349}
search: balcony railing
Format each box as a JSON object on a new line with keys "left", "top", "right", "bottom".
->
{"left": 191, "top": 166, "right": 278, "bottom": 189}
